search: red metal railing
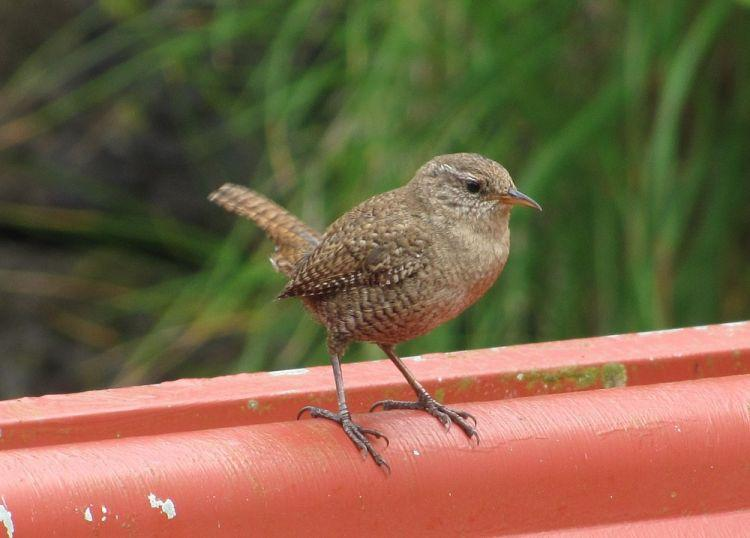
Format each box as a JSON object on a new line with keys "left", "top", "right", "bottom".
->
{"left": 1, "top": 321, "right": 749, "bottom": 536}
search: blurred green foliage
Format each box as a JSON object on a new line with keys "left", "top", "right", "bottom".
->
{"left": 0, "top": 1, "right": 748, "bottom": 398}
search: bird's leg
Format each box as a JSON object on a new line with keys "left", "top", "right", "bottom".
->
{"left": 370, "top": 344, "right": 479, "bottom": 443}
{"left": 297, "top": 337, "right": 390, "bottom": 471}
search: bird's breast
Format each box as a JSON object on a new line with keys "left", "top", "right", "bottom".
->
{"left": 302, "top": 219, "right": 511, "bottom": 345}
{"left": 446, "top": 218, "right": 510, "bottom": 300}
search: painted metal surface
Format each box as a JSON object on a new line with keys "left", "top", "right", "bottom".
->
{"left": 0, "top": 321, "right": 748, "bottom": 536}
{"left": 1, "top": 321, "right": 748, "bottom": 451}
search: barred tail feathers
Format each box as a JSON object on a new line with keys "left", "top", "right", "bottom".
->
{"left": 208, "top": 183, "right": 321, "bottom": 275}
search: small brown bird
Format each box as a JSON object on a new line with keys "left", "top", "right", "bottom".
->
{"left": 209, "top": 153, "right": 540, "bottom": 470}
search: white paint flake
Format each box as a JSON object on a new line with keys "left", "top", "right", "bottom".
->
{"left": 268, "top": 368, "right": 309, "bottom": 377}
{"left": 406, "top": 355, "right": 425, "bottom": 362}
{"left": 83, "top": 506, "right": 93, "bottom": 522}
{"left": 148, "top": 493, "right": 176, "bottom": 520}
{"left": 0, "top": 499, "right": 13, "bottom": 538}
{"left": 101, "top": 505, "right": 108, "bottom": 522}
{"left": 412, "top": 449, "right": 421, "bottom": 456}
{"left": 637, "top": 327, "right": 682, "bottom": 337}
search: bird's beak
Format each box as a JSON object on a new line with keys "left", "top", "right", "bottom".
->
{"left": 499, "top": 188, "right": 542, "bottom": 211}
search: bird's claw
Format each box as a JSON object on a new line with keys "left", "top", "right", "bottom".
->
{"left": 297, "top": 405, "right": 390, "bottom": 471}
{"left": 297, "top": 405, "right": 340, "bottom": 421}
{"left": 369, "top": 397, "right": 479, "bottom": 444}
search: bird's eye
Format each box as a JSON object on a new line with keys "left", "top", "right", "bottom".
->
{"left": 465, "top": 179, "right": 481, "bottom": 194}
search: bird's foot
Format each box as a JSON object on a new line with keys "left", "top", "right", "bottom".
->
{"left": 370, "top": 395, "right": 479, "bottom": 444}
{"left": 297, "top": 406, "right": 390, "bottom": 472}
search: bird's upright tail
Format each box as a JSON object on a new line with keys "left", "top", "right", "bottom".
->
{"left": 209, "top": 183, "right": 321, "bottom": 276}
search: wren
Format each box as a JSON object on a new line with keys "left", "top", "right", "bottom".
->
{"left": 209, "top": 153, "right": 541, "bottom": 471}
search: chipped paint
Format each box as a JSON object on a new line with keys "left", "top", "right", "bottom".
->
{"left": 83, "top": 506, "right": 93, "bottom": 522}
{"left": 406, "top": 355, "right": 425, "bottom": 362}
{"left": 148, "top": 493, "right": 176, "bottom": 520}
{"left": 101, "top": 505, "right": 108, "bottom": 522}
{"left": 0, "top": 499, "right": 13, "bottom": 538}
{"left": 412, "top": 449, "right": 421, "bottom": 456}
{"left": 637, "top": 328, "right": 682, "bottom": 336}
{"left": 246, "top": 398, "right": 273, "bottom": 414}
{"left": 268, "top": 368, "right": 309, "bottom": 377}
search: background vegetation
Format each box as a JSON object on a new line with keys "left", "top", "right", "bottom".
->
{"left": 1, "top": 1, "right": 748, "bottom": 398}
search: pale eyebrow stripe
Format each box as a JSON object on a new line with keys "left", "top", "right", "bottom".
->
{"left": 436, "top": 163, "right": 479, "bottom": 182}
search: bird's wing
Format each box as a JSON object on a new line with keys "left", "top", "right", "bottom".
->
{"left": 278, "top": 192, "right": 431, "bottom": 298}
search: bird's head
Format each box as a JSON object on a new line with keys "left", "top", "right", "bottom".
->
{"left": 410, "top": 153, "right": 541, "bottom": 222}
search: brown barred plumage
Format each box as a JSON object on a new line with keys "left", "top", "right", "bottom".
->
{"left": 208, "top": 154, "right": 541, "bottom": 471}
{"left": 208, "top": 184, "right": 321, "bottom": 276}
